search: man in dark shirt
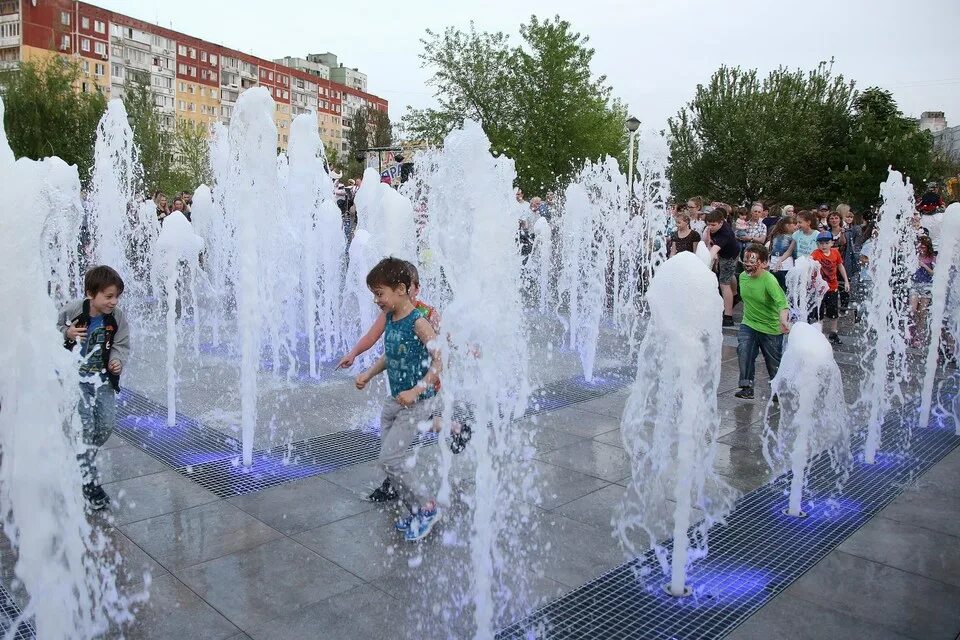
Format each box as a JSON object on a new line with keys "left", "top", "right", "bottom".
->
{"left": 704, "top": 209, "right": 741, "bottom": 326}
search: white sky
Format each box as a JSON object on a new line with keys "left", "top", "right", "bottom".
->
{"left": 98, "top": 0, "right": 960, "bottom": 131}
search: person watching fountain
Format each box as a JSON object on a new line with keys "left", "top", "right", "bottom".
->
{"left": 57, "top": 265, "right": 131, "bottom": 510}
{"left": 703, "top": 208, "right": 741, "bottom": 326}
{"left": 734, "top": 244, "right": 790, "bottom": 400}
{"left": 354, "top": 257, "right": 444, "bottom": 542}
{"left": 668, "top": 212, "right": 701, "bottom": 257}
{"left": 811, "top": 231, "right": 850, "bottom": 345}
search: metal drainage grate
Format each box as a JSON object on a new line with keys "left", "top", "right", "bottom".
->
{"left": 0, "top": 583, "right": 33, "bottom": 640}
{"left": 114, "top": 366, "right": 634, "bottom": 498}
{"left": 496, "top": 396, "right": 960, "bottom": 640}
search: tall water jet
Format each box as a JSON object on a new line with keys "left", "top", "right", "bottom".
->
{"left": 0, "top": 98, "right": 143, "bottom": 638}
{"left": 155, "top": 212, "right": 204, "bottom": 426}
{"left": 355, "top": 166, "right": 417, "bottom": 262}
{"left": 557, "top": 182, "right": 606, "bottom": 381}
{"left": 859, "top": 170, "right": 918, "bottom": 464}
{"left": 530, "top": 215, "right": 553, "bottom": 314}
{"left": 40, "top": 157, "right": 86, "bottom": 306}
{"left": 629, "top": 129, "right": 672, "bottom": 314}
{"left": 87, "top": 99, "right": 154, "bottom": 294}
{"left": 190, "top": 184, "right": 231, "bottom": 346}
{"left": 223, "top": 87, "right": 282, "bottom": 465}
{"left": 616, "top": 251, "right": 735, "bottom": 597}
{"left": 786, "top": 256, "right": 828, "bottom": 323}
{"left": 918, "top": 203, "right": 960, "bottom": 431}
{"left": 341, "top": 229, "right": 381, "bottom": 370}
{"left": 421, "top": 120, "right": 534, "bottom": 638}
{"left": 762, "top": 322, "right": 852, "bottom": 517}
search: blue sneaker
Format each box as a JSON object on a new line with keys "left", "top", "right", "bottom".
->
{"left": 394, "top": 514, "right": 413, "bottom": 532}
{"left": 404, "top": 507, "right": 441, "bottom": 542}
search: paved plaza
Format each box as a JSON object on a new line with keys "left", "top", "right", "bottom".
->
{"left": 2, "top": 311, "right": 958, "bottom": 640}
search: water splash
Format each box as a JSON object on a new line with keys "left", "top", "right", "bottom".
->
{"left": 763, "top": 322, "right": 852, "bottom": 516}
{"left": 785, "top": 256, "right": 828, "bottom": 323}
{"left": 616, "top": 251, "right": 736, "bottom": 597}
{"left": 858, "top": 169, "right": 917, "bottom": 464}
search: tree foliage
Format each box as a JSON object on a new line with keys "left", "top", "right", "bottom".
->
{"left": 404, "top": 16, "right": 627, "bottom": 194}
{"left": 0, "top": 58, "right": 106, "bottom": 183}
{"left": 669, "top": 63, "right": 936, "bottom": 210}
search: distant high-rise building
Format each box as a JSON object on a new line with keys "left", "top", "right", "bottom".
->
{"left": 0, "top": 0, "right": 388, "bottom": 157}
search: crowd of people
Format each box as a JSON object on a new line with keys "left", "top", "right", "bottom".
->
{"left": 153, "top": 190, "right": 194, "bottom": 223}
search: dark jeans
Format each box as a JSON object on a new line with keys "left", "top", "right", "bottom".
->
{"left": 737, "top": 324, "right": 783, "bottom": 388}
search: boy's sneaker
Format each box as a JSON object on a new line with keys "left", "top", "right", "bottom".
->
{"left": 828, "top": 333, "right": 842, "bottom": 345}
{"left": 394, "top": 513, "right": 413, "bottom": 532}
{"left": 367, "top": 478, "right": 398, "bottom": 503}
{"left": 734, "top": 386, "right": 754, "bottom": 400}
{"left": 771, "top": 394, "right": 779, "bottom": 404}
{"left": 722, "top": 315, "right": 735, "bottom": 327}
{"left": 450, "top": 422, "right": 473, "bottom": 455}
{"left": 404, "top": 507, "right": 441, "bottom": 542}
{"left": 83, "top": 482, "right": 110, "bottom": 510}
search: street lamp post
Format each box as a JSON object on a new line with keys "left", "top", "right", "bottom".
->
{"left": 626, "top": 116, "right": 641, "bottom": 201}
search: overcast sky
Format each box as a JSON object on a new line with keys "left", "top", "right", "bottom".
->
{"left": 98, "top": 0, "right": 959, "bottom": 131}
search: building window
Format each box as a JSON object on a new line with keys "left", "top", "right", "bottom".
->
{"left": 189, "top": 66, "right": 196, "bottom": 77}
{"left": 209, "top": 54, "right": 217, "bottom": 66}
{"left": 94, "top": 63, "right": 104, "bottom": 76}
{"left": 283, "top": 90, "right": 288, "bottom": 99}
{"left": 94, "top": 20, "right": 105, "bottom": 34}
{"left": 211, "top": 89, "right": 217, "bottom": 99}
{"left": 81, "top": 16, "right": 89, "bottom": 29}
{"left": 81, "top": 38, "right": 90, "bottom": 52}
{"left": 178, "top": 63, "right": 187, "bottom": 74}
{"left": 94, "top": 41, "right": 106, "bottom": 56}
{"left": 111, "top": 65, "right": 123, "bottom": 79}
{"left": 188, "top": 47, "right": 196, "bottom": 59}
{"left": 60, "top": 34, "right": 70, "bottom": 50}
{"left": 178, "top": 100, "right": 185, "bottom": 111}
{"left": 82, "top": 60, "right": 89, "bottom": 72}
{"left": 178, "top": 44, "right": 187, "bottom": 56}
{"left": 112, "top": 45, "right": 122, "bottom": 57}
{"left": 210, "top": 106, "right": 216, "bottom": 116}
{"left": 200, "top": 51, "right": 207, "bottom": 62}
{"left": 61, "top": 11, "right": 70, "bottom": 26}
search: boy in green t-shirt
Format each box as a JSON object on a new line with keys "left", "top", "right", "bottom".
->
{"left": 735, "top": 244, "right": 791, "bottom": 400}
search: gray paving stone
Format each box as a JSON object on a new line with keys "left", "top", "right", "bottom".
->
{"left": 528, "top": 425, "right": 586, "bottom": 453}
{"left": 227, "top": 474, "right": 376, "bottom": 536}
{"left": 786, "top": 551, "right": 960, "bottom": 640}
{"left": 175, "top": 537, "right": 361, "bottom": 631}
{"left": 103, "top": 470, "right": 219, "bottom": 526}
{"left": 912, "top": 448, "right": 960, "bottom": 499}
{"left": 321, "top": 461, "right": 387, "bottom": 497}
{"left": 102, "top": 433, "right": 131, "bottom": 450}
{"left": 245, "top": 584, "right": 406, "bottom": 640}
{"left": 121, "top": 500, "right": 282, "bottom": 570}
{"left": 838, "top": 516, "right": 960, "bottom": 588}
{"left": 524, "top": 460, "right": 610, "bottom": 509}
{"left": 592, "top": 427, "right": 622, "bottom": 446}
{"left": 881, "top": 486, "right": 960, "bottom": 538}
{"left": 97, "top": 445, "right": 169, "bottom": 484}
{"left": 101, "top": 527, "right": 169, "bottom": 590}
{"left": 535, "top": 440, "right": 631, "bottom": 483}
{"left": 727, "top": 590, "right": 913, "bottom": 640}
{"left": 531, "top": 406, "right": 621, "bottom": 438}
{"left": 552, "top": 483, "right": 624, "bottom": 529}
{"left": 120, "top": 573, "right": 240, "bottom": 640}
{"left": 569, "top": 394, "right": 626, "bottom": 419}
{"left": 294, "top": 507, "right": 406, "bottom": 581}
{"left": 532, "top": 510, "right": 624, "bottom": 587}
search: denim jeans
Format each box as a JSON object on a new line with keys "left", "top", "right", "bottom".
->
{"left": 77, "top": 380, "right": 117, "bottom": 484}
{"left": 737, "top": 324, "right": 783, "bottom": 388}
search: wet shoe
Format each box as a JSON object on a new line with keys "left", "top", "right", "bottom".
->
{"left": 450, "top": 422, "right": 473, "bottom": 455}
{"left": 771, "top": 394, "right": 779, "bottom": 404}
{"left": 828, "top": 332, "right": 842, "bottom": 345}
{"left": 722, "top": 315, "right": 735, "bottom": 327}
{"left": 734, "top": 386, "right": 754, "bottom": 400}
{"left": 394, "top": 513, "right": 413, "bottom": 532}
{"left": 404, "top": 507, "right": 440, "bottom": 542}
{"left": 367, "top": 478, "right": 398, "bottom": 503}
{"left": 83, "top": 482, "right": 110, "bottom": 510}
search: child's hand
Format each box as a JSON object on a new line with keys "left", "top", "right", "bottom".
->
{"left": 337, "top": 354, "right": 355, "bottom": 369}
{"left": 355, "top": 372, "right": 369, "bottom": 390}
{"left": 396, "top": 389, "right": 418, "bottom": 407}
{"left": 844, "top": 281, "right": 850, "bottom": 292}
{"left": 108, "top": 360, "right": 122, "bottom": 374}
{"left": 66, "top": 322, "right": 86, "bottom": 341}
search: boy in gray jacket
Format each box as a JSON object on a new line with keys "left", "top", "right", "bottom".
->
{"left": 58, "top": 265, "right": 130, "bottom": 509}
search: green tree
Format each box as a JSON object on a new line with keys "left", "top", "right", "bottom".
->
{"left": 0, "top": 58, "right": 106, "bottom": 182}
{"left": 344, "top": 106, "right": 371, "bottom": 178}
{"left": 174, "top": 117, "right": 210, "bottom": 188}
{"left": 122, "top": 76, "right": 173, "bottom": 196}
{"left": 832, "top": 87, "right": 935, "bottom": 209}
{"left": 370, "top": 108, "right": 392, "bottom": 147}
{"left": 668, "top": 62, "right": 857, "bottom": 206}
{"left": 404, "top": 16, "right": 626, "bottom": 194}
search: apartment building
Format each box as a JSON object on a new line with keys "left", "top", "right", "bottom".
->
{"left": 1, "top": 0, "right": 388, "bottom": 153}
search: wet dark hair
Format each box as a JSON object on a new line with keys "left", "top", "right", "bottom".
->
{"left": 404, "top": 260, "right": 420, "bottom": 288}
{"left": 744, "top": 243, "right": 769, "bottom": 262}
{"left": 705, "top": 209, "right": 725, "bottom": 224}
{"left": 366, "top": 257, "right": 413, "bottom": 292}
{"left": 84, "top": 265, "right": 125, "bottom": 297}
{"left": 917, "top": 234, "right": 934, "bottom": 256}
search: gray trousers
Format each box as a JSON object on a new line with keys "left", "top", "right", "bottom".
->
{"left": 378, "top": 395, "right": 438, "bottom": 512}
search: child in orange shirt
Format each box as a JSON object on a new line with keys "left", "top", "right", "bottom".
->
{"left": 810, "top": 232, "right": 850, "bottom": 345}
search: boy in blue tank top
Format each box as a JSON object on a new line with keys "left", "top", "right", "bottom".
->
{"left": 355, "top": 257, "right": 443, "bottom": 542}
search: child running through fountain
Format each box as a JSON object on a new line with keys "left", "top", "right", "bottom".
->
{"left": 354, "top": 257, "right": 444, "bottom": 541}
{"left": 338, "top": 260, "right": 471, "bottom": 503}
{"left": 811, "top": 231, "right": 850, "bottom": 345}
{"left": 57, "top": 265, "right": 130, "bottom": 510}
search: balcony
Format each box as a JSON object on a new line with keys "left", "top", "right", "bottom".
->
{"left": 0, "top": 1, "right": 17, "bottom": 16}
{"left": 0, "top": 34, "right": 17, "bottom": 48}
